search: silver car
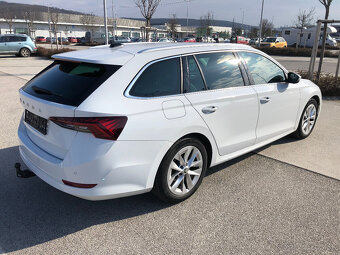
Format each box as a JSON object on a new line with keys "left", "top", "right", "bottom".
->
{"left": 0, "top": 34, "right": 37, "bottom": 57}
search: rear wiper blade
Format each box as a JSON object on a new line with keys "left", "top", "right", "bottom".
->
{"left": 32, "top": 86, "right": 63, "bottom": 98}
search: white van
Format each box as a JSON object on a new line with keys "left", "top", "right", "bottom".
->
{"left": 84, "top": 31, "right": 112, "bottom": 44}
{"left": 282, "top": 26, "right": 337, "bottom": 47}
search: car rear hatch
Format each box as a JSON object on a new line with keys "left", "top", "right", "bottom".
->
{"left": 19, "top": 60, "right": 121, "bottom": 160}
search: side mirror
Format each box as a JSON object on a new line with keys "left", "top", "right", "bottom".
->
{"left": 287, "top": 72, "right": 301, "bottom": 84}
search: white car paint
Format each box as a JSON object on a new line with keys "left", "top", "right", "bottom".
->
{"left": 18, "top": 43, "right": 322, "bottom": 200}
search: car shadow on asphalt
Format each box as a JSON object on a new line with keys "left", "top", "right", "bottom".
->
{"left": 0, "top": 145, "right": 252, "bottom": 253}
{"left": 0, "top": 146, "right": 174, "bottom": 252}
{"left": 253, "top": 136, "right": 298, "bottom": 153}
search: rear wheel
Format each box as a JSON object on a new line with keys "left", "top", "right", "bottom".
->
{"left": 19, "top": 48, "right": 31, "bottom": 57}
{"left": 153, "top": 138, "right": 208, "bottom": 203}
{"left": 293, "top": 98, "right": 318, "bottom": 139}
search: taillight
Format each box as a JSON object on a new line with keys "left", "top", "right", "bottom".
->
{"left": 49, "top": 116, "right": 127, "bottom": 140}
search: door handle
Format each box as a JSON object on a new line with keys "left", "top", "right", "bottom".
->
{"left": 260, "top": 97, "right": 271, "bottom": 104}
{"left": 202, "top": 106, "right": 218, "bottom": 114}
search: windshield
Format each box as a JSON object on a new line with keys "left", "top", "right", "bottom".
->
{"left": 263, "top": 38, "right": 276, "bottom": 42}
{"left": 23, "top": 61, "right": 121, "bottom": 106}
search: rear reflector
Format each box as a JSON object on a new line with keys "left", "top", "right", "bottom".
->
{"left": 62, "top": 180, "right": 97, "bottom": 189}
{"left": 49, "top": 116, "right": 127, "bottom": 140}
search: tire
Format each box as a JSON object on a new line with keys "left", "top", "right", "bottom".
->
{"left": 153, "top": 138, "right": 208, "bottom": 203}
{"left": 293, "top": 98, "right": 318, "bottom": 139}
{"left": 19, "top": 48, "right": 31, "bottom": 57}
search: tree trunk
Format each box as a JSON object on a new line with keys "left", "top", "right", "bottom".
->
{"left": 146, "top": 19, "right": 150, "bottom": 41}
{"left": 317, "top": 6, "right": 330, "bottom": 80}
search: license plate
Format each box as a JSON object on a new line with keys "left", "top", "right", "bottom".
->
{"left": 24, "top": 110, "right": 48, "bottom": 135}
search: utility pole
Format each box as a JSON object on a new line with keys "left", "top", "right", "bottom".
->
{"left": 258, "top": 0, "right": 265, "bottom": 47}
{"left": 48, "top": 5, "right": 52, "bottom": 49}
{"left": 185, "top": 0, "right": 190, "bottom": 36}
{"left": 103, "top": 0, "right": 108, "bottom": 44}
{"left": 241, "top": 9, "right": 244, "bottom": 35}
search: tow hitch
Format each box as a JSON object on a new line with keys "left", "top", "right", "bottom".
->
{"left": 15, "top": 163, "right": 36, "bottom": 178}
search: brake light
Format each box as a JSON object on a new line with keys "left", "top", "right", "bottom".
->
{"left": 49, "top": 116, "right": 127, "bottom": 140}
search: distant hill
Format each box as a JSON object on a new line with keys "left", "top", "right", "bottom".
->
{"left": 0, "top": 1, "right": 84, "bottom": 18}
{"left": 131, "top": 18, "right": 255, "bottom": 30}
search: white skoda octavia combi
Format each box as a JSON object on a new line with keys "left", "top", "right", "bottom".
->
{"left": 18, "top": 43, "right": 321, "bottom": 202}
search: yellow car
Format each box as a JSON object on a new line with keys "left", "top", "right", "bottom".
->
{"left": 261, "top": 37, "right": 287, "bottom": 48}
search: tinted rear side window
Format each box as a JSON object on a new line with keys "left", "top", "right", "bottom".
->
{"left": 129, "top": 57, "right": 181, "bottom": 97}
{"left": 196, "top": 52, "right": 244, "bottom": 90}
{"left": 23, "top": 61, "right": 120, "bottom": 106}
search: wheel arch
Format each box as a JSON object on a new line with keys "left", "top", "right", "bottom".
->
{"left": 180, "top": 132, "right": 213, "bottom": 168}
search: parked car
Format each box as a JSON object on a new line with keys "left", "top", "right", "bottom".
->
{"left": 58, "top": 37, "right": 68, "bottom": 43}
{"left": 261, "top": 37, "right": 287, "bottom": 48}
{"left": 84, "top": 31, "right": 113, "bottom": 44}
{"left": 35, "top": 36, "right": 46, "bottom": 43}
{"left": 17, "top": 43, "right": 321, "bottom": 203}
{"left": 184, "top": 37, "right": 196, "bottom": 42}
{"left": 249, "top": 38, "right": 262, "bottom": 46}
{"left": 230, "top": 35, "right": 248, "bottom": 44}
{"left": 68, "top": 37, "right": 78, "bottom": 43}
{"left": 158, "top": 38, "right": 172, "bottom": 42}
{"left": 46, "top": 37, "right": 56, "bottom": 44}
{"left": 110, "top": 36, "right": 131, "bottom": 43}
{"left": 0, "top": 34, "right": 37, "bottom": 57}
{"left": 76, "top": 37, "right": 82, "bottom": 43}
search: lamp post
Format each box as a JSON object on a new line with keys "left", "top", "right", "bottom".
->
{"left": 103, "top": 0, "right": 108, "bottom": 44}
{"left": 258, "top": 0, "right": 265, "bottom": 47}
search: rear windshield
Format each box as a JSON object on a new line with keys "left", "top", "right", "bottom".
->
{"left": 22, "top": 61, "right": 120, "bottom": 106}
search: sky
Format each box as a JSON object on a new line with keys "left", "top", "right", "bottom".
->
{"left": 5, "top": 0, "right": 340, "bottom": 27}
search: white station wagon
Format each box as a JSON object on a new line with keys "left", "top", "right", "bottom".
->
{"left": 17, "top": 43, "right": 321, "bottom": 202}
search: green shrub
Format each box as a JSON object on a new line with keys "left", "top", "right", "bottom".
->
{"left": 36, "top": 46, "right": 74, "bottom": 59}
{"left": 254, "top": 47, "right": 337, "bottom": 58}
{"left": 298, "top": 70, "right": 340, "bottom": 96}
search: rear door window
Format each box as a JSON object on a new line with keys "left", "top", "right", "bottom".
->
{"left": 129, "top": 57, "right": 181, "bottom": 97}
{"left": 183, "top": 55, "right": 206, "bottom": 93}
{"left": 195, "top": 52, "right": 245, "bottom": 90}
{"left": 23, "top": 61, "right": 120, "bottom": 106}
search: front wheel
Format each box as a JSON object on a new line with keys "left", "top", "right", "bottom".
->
{"left": 293, "top": 98, "right": 318, "bottom": 139}
{"left": 153, "top": 138, "right": 208, "bottom": 203}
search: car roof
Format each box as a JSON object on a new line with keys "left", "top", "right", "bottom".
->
{"left": 53, "top": 42, "right": 255, "bottom": 65}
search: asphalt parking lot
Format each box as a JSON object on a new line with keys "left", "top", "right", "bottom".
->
{"left": 0, "top": 55, "right": 339, "bottom": 254}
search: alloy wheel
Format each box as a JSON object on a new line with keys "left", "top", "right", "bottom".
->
{"left": 167, "top": 146, "right": 203, "bottom": 196}
{"left": 301, "top": 104, "right": 317, "bottom": 136}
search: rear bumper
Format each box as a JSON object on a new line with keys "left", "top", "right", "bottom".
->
{"left": 18, "top": 118, "right": 172, "bottom": 200}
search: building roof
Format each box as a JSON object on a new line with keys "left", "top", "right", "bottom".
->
{"left": 53, "top": 42, "right": 255, "bottom": 65}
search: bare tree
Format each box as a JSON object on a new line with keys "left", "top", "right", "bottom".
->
{"left": 50, "top": 11, "right": 59, "bottom": 49}
{"left": 168, "top": 14, "right": 177, "bottom": 41}
{"left": 22, "top": 8, "right": 37, "bottom": 37}
{"left": 197, "top": 12, "right": 214, "bottom": 38}
{"left": 135, "top": 0, "right": 161, "bottom": 41}
{"left": 317, "top": 0, "right": 334, "bottom": 79}
{"left": 80, "top": 13, "right": 96, "bottom": 43}
{"left": 2, "top": 7, "right": 15, "bottom": 34}
{"left": 295, "top": 8, "right": 315, "bottom": 28}
{"left": 261, "top": 19, "right": 274, "bottom": 37}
